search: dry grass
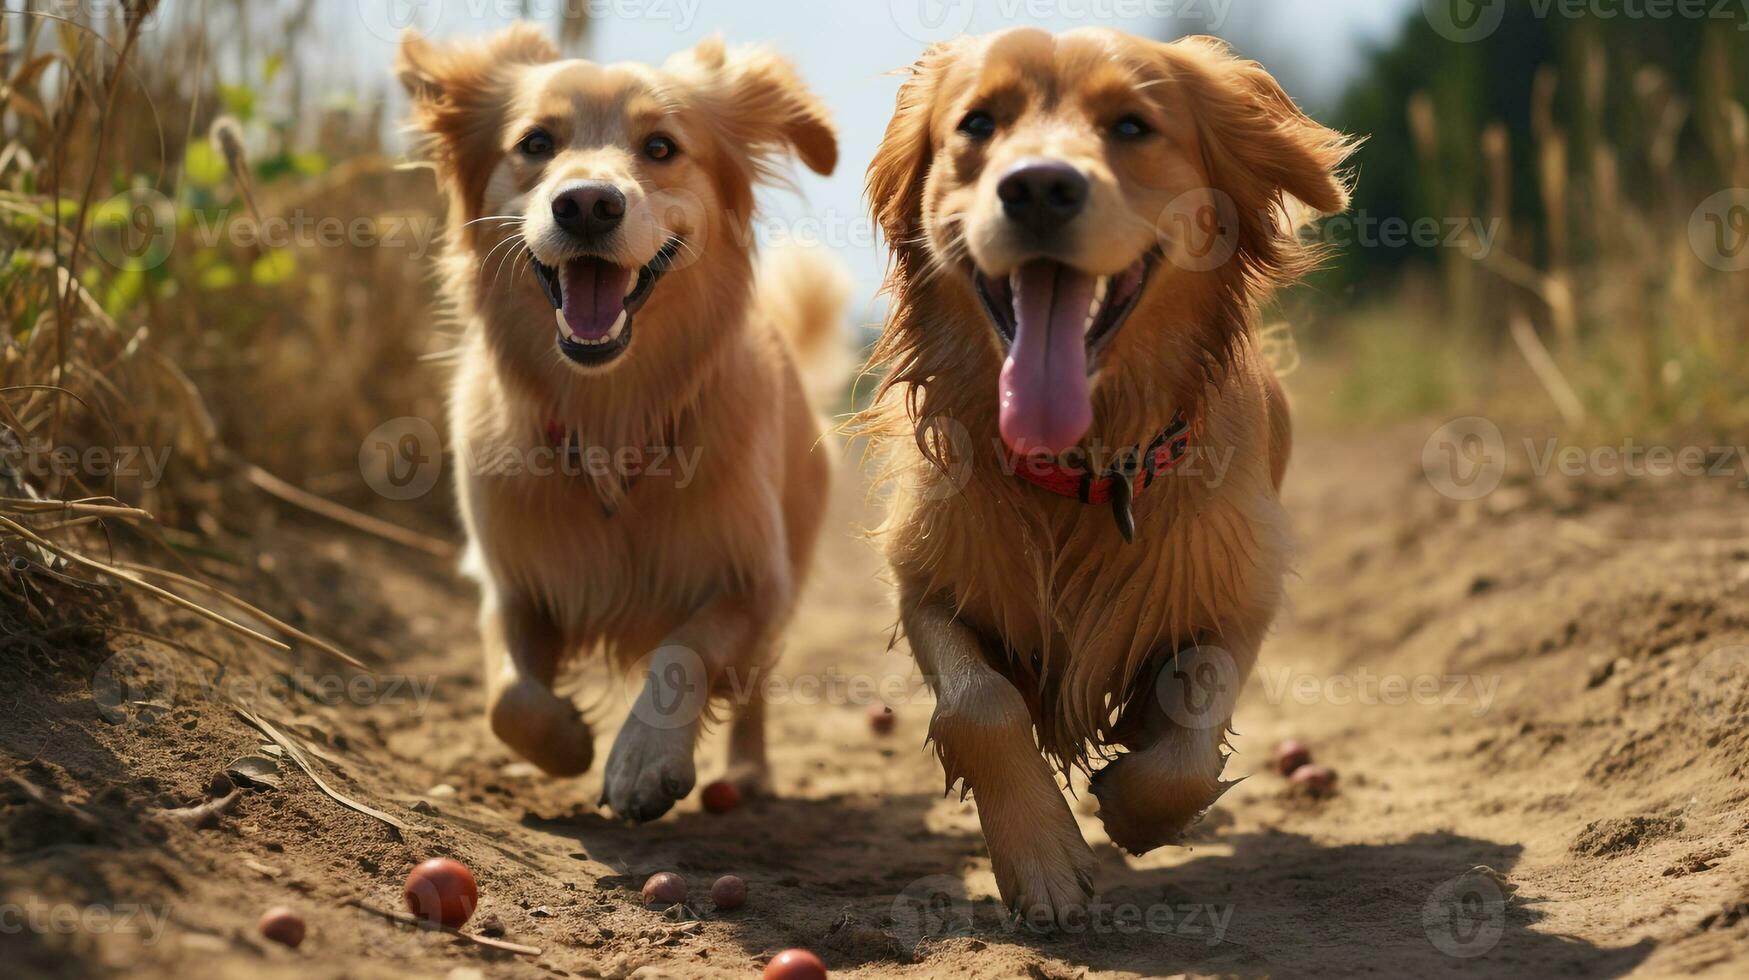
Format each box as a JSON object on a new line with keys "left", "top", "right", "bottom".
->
{"left": 1330, "top": 27, "right": 1749, "bottom": 438}
{"left": 1, "top": 1, "right": 444, "bottom": 663}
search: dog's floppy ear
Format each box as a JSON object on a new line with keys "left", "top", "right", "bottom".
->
{"left": 867, "top": 42, "right": 954, "bottom": 270}
{"left": 397, "top": 24, "right": 558, "bottom": 201}
{"left": 1166, "top": 35, "right": 1353, "bottom": 216}
{"left": 669, "top": 38, "right": 837, "bottom": 180}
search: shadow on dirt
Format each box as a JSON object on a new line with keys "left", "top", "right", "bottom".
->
{"left": 977, "top": 829, "right": 1651, "bottom": 978}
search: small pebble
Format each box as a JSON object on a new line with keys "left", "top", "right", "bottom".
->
{"left": 868, "top": 704, "right": 896, "bottom": 735}
{"left": 642, "top": 871, "right": 687, "bottom": 907}
{"left": 1274, "top": 738, "right": 1312, "bottom": 777}
{"left": 1289, "top": 764, "right": 1337, "bottom": 797}
{"left": 257, "top": 906, "right": 305, "bottom": 949}
{"left": 700, "top": 780, "right": 740, "bottom": 814}
{"left": 764, "top": 948, "right": 828, "bottom": 980}
{"left": 404, "top": 857, "right": 479, "bottom": 929}
{"left": 710, "top": 874, "right": 747, "bottom": 910}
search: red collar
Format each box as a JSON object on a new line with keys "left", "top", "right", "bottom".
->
{"left": 1005, "top": 414, "right": 1194, "bottom": 542}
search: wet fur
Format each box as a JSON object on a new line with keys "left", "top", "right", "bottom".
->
{"left": 860, "top": 29, "right": 1353, "bottom": 913}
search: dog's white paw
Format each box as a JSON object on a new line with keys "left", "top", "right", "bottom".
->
{"left": 601, "top": 718, "right": 696, "bottom": 823}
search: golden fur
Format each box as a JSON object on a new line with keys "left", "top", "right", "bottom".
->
{"left": 399, "top": 25, "right": 842, "bottom": 820}
{"left": 860, "top": 28, "right": 1354, "bottom": 915}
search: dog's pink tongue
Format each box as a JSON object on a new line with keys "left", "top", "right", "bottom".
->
{"left": 999, "top": 261, "right": 1095, "bottom": 457}
{"left": 559, "top": 258, "right": 633, "bottom": 339}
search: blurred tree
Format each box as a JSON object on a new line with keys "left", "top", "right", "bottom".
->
{"left": 1328, "top": 5, "right": 1748, "bottom": 292}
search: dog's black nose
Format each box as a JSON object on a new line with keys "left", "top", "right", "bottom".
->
{"left": 997, "top": 159, "right": 1089, "bottom": 234}
{"left": 552, "top": 182, "right": 626, "bottom": 239}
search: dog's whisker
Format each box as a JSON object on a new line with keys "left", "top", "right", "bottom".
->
{"left": 478, "top": 242, "right": 519, "bottom": 289}
{"left": 481, "top": 235, "right": 528, "bottom": 295}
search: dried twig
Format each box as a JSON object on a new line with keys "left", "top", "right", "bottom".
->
{"left": 234, "top": 708, "right": 410, "bottom": 832}
{"left": 244, "top": 465, "right": 455, "bottom": 559}
{"left": 0, "top": 513, "right": 290, "bottom": 652}
{"left": 160, "top": 785, "right": 240, "bottom": 828}
{"left": 117, "top": 561, "right": 369, "bottom": 670}
{"left": 1509, "top": 313, "right": 1586, "bottom": 428}
{"left": 346, "top": 899, "right": 543, "bottom": 957}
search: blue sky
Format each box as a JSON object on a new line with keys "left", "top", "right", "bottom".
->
{"left": 308, "top": 0, "right": 1417, "bottom": 321}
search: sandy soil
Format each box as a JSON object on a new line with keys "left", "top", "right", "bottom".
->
{"left": 3, "top": 421, "right": 1748, "bottom": 979}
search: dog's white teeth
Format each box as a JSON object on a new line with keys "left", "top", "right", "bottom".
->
{"left": 623, "top": 277, "right": 639, "bottom": 299}
{"left": 1085, "top": 276, "right": 1110, "bottom": 333}
{"left": 555, "top": 309, "right": 626, "bottom": 346}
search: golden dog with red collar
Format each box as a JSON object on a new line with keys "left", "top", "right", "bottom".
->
{"left": 861, "top": 28, "right": 1353, "bottom": 916}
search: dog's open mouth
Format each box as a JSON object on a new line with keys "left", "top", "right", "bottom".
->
{"left": 972, "top": 251, "right": 1157, "bottom": 457}
{"left": 531, "top": 238, "right": 683, "bottom": 368}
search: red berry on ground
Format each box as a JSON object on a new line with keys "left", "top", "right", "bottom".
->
{"left": 868, "top": 704, "right": 895, "bottom": 735}
{"left": 710, "top": 874, "right": 747, "bottom": 910}
{"left": 764, "top": 948, "right": 828, "bottom": 980}
{"left": 403, "top": 857, "right": 479, "bottom": 929}
{"left": 1274, "top": 738, "right": 1312, "bottom": 777}
{"left": 701, "top": 779, "right": 741, "bottom": 814}
{"left": 1289, "top": 764, "right": 1337, "bottom": 797}
{"left": 257, "top": 906, "right": 305, "bottom": 948}
{"left": 642, "top": 871, "right": 688, "bottom": 907}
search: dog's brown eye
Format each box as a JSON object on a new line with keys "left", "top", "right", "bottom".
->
{"left": 644, "top": 134, "right": 678, "bottom": 162}
{"left": 1111, "top": 115, "right": 1153, "bottom": 140}
{"left": 518, "top": 129, "right": 555, "bottom": 157}
{"left": 957, "top": 110, "right": 996, "bottom": 141}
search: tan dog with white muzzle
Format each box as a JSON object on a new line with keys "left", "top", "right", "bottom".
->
{"left": 399, "top": 25, "right": 845, "bottom": 822}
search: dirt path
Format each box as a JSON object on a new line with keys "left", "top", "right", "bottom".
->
{"left": 4, "top": 423, "right": 1748, "bottom": 978}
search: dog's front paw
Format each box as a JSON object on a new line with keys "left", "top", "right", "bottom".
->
{"left": 1090, "top": 749, "right": 1235, "bottom": 855}
{"left": 489, "top": 678, "right": 595, "bottom": 777}
{"left": 601, "top": 718, "right": 696, "bottom": 823}
{"left": 984, "top": 812, "right": 1097, "bottom": 923}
